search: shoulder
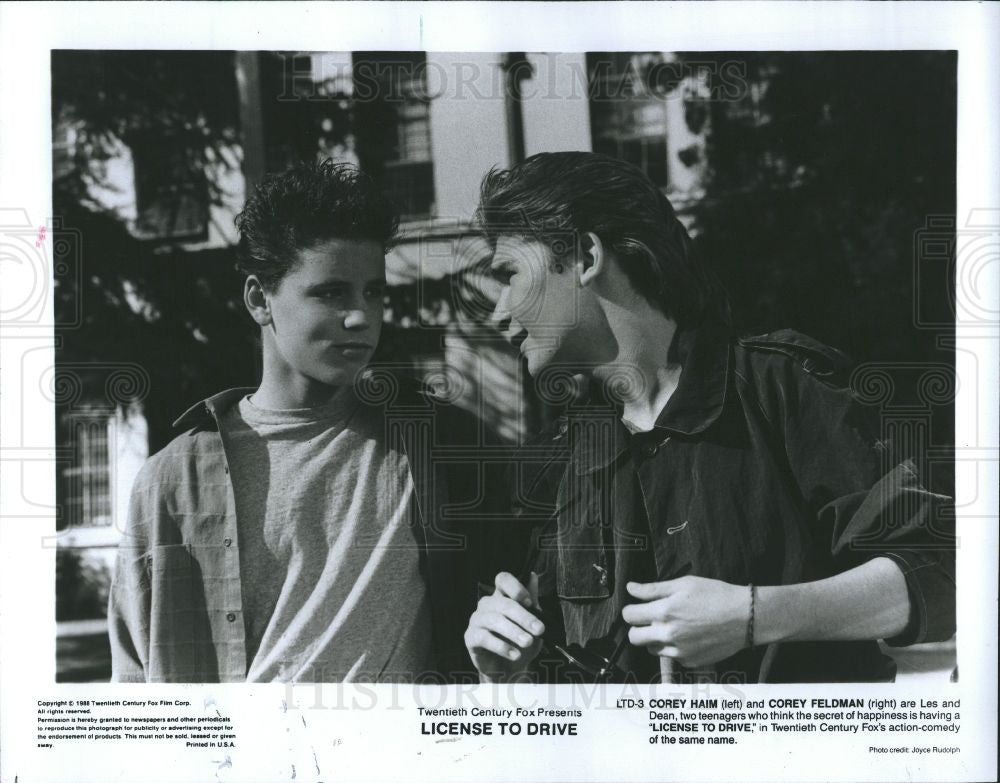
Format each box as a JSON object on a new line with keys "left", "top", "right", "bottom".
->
{"left": 731, "top": 330, "right": 863, "bottom": 427}
{"left": 736, "top": 329, "right": 853, "bottom": 383}
{"left": 734, "top": 329, "right": 854, "bottom": 386}
{"left": 131, "top": 425, "right": 225, "bottom": 497}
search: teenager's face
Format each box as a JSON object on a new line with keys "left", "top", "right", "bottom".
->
{"left": 490, "top": 235, "right": 591, "bottom": 377}
{"left": 265, "top": 238, "right": 385, "bottom": 390}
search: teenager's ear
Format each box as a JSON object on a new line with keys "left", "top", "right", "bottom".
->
{"left": 577, "top": 231, "right": 606, "bottom": 287}
{"left": 244, "top": 275, "right": 272, "bottom": 326}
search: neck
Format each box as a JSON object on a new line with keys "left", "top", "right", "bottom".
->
{"left": 253, "top": 343, "right": 348, "bottom": 411}
{"left": 252, "top": 376, "right": 347, "bottom": 411}
{"left": 592, "top": 299, "right": 681, "bottom": 432}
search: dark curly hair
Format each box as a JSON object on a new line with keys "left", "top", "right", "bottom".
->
{"left": 235, "top": 159, "right": 399, "bottom": 290}
{"left": 476, "top": 152, "right": 729, "bottom": 327}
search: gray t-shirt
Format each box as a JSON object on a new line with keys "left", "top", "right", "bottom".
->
{"left": 219, "top": 391, "right": 431, "bottom": 682}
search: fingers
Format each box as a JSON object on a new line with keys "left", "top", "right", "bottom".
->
{"left": 625, "top": 579, "right": 677, "bottom": 602}
{"left": 464, "top": 626, "right": 523, "bottom": 662}
{"left": 626, "top": 623, "right": 681, "bottom": 663}
{"left": 495, "top": 571, "right": 533, "bottom": 606}
{"left": 483, "top": 611, "right": 538, "bottom": 650}
{"left": 465, "top": 590, "right": 545, "bottom": 668}
{"left": 492, "top": 572, "right": 544, "bottom": 632}
{"left": 465, "top": 572, "right": 547, "bottom": 675}
{"left": 621, "top": 597, "right": 670, "bottom": 626}
{"left": 628, "top": 623, "right": 671, "bottom": 647}
{"left": 479, "top": 592, "right": 545, "bottom": 637}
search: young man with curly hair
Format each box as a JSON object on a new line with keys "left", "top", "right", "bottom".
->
{"left": 465, "top": 152, "right": 955, "bottom": 684}
{"left": 109, "top": 160, "right": 476, "bottom": 683}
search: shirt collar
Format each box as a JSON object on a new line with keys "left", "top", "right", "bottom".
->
{"left": 172, "top": 387, "right": 256, "bottom": 430}
{"left": 570, "top": 319, "right": 732, "bottom": 475}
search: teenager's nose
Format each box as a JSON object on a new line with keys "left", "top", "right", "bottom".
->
{"left": 343, "top": 307, "right": 370, "bottom": 330}
{"left": 490, "top": 286, "right": 513, "bottom": 334}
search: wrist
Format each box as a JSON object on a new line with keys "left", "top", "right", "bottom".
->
{"left": 752, "top": 584, "right": 802, "bottom": 645}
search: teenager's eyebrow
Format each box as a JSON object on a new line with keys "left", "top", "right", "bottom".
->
{"left": 304, "top": 279, "right": 350, "bottom": 290}
{"left": 305, "top": 276, "right": 386, "bottom": 287}
{"left": 303, "top": 277, "right": 386, "bottom": 292}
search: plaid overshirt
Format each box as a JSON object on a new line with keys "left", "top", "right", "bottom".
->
{"left": 109, "top": 384, "right": 485, "bottom": 682}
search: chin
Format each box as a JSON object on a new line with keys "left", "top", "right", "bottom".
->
{"left": 523, "top": 351, "right": 556, "bottom": 378}
{"left": 314, "top": 365, "right": 366, "bottom": 388}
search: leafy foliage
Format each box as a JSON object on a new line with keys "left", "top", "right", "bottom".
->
{"left": 679, "top": 52, "right": 956, "bottom": 363}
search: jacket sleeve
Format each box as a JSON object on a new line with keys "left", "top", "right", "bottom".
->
{"left": 107, "top": 460, "right": 155, "bottom": 682}
{"left": 759, "top": 349, "right": 955, "bottom": 646}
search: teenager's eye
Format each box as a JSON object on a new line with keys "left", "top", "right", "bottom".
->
{"left": 364, "top": 283, "right": 386, "bottom": 299}
{"left": 492, "top": 267, "right": 515, "bottom": 285}
{"left": 312, "top": 285, "right": 348, "bottom": 300}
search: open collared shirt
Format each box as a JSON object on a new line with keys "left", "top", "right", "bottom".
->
{"left": 520, "top": 321, "right": 955, "bottom": 683}
{"left": 109, "top": 384, "right": 480, "bottom": 683}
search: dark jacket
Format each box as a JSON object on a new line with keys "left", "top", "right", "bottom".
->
{"left": 109, "top": 378, "right": 486, "bottom": 682}
{"left": 514, "top": 321, "right": 955, "bottom": 683}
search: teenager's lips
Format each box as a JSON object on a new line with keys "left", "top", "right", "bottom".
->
{"left": 332, "top": 342, "right": 374, "bottom": 358}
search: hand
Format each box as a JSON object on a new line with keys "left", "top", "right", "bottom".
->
{"left": 622, "top": 576, "right": 749, "bottom": 669}
{"left": 464, "top": 572, "right": 545, "bottom": 682}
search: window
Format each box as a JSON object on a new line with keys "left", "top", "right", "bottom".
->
{"left": 353, "top": 52, "right": 436, "bottom": 221}
{"left": 588, "top": 53, "right": 671, "bottom": 189}
{"left": 264, "top": 51, "right": 437, "bottom": 221}
{"left": 57, "top": 404, "right": 148, "bottom": 544}
{"left": 60, "top": 413, "right": 113, "bottom": 529}
{"left": 130, "top": 132, "right": 210, "bottom": 241}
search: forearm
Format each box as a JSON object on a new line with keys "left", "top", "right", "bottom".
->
{"left": 754, "top": 557, "right": 910, "bottom": 645}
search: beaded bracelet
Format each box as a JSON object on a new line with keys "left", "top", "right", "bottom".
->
{"left": 745, "top": 584, "right": 756, "bottom": 649}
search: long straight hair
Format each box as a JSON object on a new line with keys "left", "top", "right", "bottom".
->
{"left": 476, "top": 152, "right": 730, "bottom": 327}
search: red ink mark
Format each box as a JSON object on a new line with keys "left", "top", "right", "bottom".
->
{"left": 35, "top": 226, "right": 47, "bottom": 248}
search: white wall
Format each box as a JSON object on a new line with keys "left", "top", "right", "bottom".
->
{"left": 522, "top": 53, "right": 593, "bottom": 157}
{"left": 110, "top": 404, "right": 148, "bottom": 538}
{"left": 426, "top": 53, "right": 510, "bottom": 221}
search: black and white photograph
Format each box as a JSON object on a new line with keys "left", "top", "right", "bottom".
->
{"left": 1, "top": 4, "right": 997, "bottom": 783}
{"left": 48, "top": 48, "right": 957, "bottom": 686}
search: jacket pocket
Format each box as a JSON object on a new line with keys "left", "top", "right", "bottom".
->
{"left": 553, "top": 475, "right": 612, "bottom": 601}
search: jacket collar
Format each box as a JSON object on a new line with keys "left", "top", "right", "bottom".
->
{"left": 570, "top": 319, "right": 732, "bottom": 475}
{"left": 172, "top": 387, "right": 256, "bottom": 431}
{"left": 654, "top": 317, "right": 732, "bottom": 435}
